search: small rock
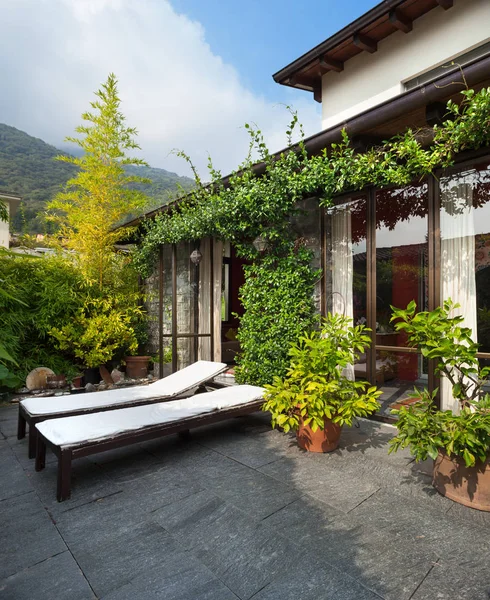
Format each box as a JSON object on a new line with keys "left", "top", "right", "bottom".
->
{"left": 54, "top": 392, "right": 63, "bottom": 396}
{"left": 147, "top": 374, "right": 154, "bottom": 381}
{"left": 111, "top": 369, "right": 124, "bottom": 384}
{"left": 98, "top": 382, "right": 108, "bottom": 391}
{"left": 16, "top": 387, "right": 29, "bottom": 395}
{"left": 99, "top": 365, "right": 114, "bottom": 385}
{"left": 26, "top": 367, "right": 55, "bottom": 390}
{"left": 85, "top": 383, "right": 97, "bottom": 393}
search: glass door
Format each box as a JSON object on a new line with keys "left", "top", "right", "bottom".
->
{"left": 373, "top": 182, "right": 429, "bottom": 415}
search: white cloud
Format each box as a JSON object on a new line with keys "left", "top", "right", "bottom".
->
{"left": 0, "top": 0, "right": 321, "bottom": 177}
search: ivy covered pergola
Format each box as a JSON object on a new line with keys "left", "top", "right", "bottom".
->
{"left": 132, "top": 85, "right": 490, "bottom": 388}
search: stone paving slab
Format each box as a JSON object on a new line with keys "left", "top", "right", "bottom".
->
{"left": 70, "top": 522, "right": 176, "bottom": 598}
{"left": 0, "top": 442, "right": 34, "bottom": 501}
{"left": 261, "top": 494, "right": 436, "bottom": 600}
{"left": 410, "top": 556, "right": 490, "bottom": 600}
{"left": 152, "top": 489, "right": 297, "bottom": 599}
{"left": 0, "top": 491, "right": 67, "bottom": 580}
{"left": 251, "top": 548, "right": 383, "bottom": 600}
{"left": 0, "top": 551, "right": 96, "bottom": 600}
{"left": 1, "top": 403, "right": 490, "bottom": 599}
{"left": 101, "top": 552, "right": 240, "bottom": 600}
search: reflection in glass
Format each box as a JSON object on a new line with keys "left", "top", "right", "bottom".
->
{"left": 374, "top": 184, "right": 428, "bottom": 414}
{"left": 375, "top": 183, "right": 428, "bottom": 347}
{"left": 376, "top": 351, "right": 429, "bottom": 417}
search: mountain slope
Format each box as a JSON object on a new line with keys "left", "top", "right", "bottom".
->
{"left": 0, "top": 124, "right": 194, "bottom": 233}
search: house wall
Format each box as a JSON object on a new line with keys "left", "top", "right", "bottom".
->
{"left": 0, "top": 201, "right": 10, "bottom": 248}
{"left": 321, "top": 0, "right": 490, "bottom": 129}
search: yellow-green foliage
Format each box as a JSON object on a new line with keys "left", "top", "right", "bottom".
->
{"left": 47, "top": 73, "right": 149, "bottom": 289}
{"left": 262, "top": 313, "right": 382, "bottom": 432}
{"left": 50, "top": 296, "right": 143, "bottom": 369}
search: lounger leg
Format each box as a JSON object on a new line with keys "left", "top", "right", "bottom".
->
{"left": 17, "top": 411, "right": 26, "bottom": 440}
{"left": 35, "top": 436, "right": 46, "bottom": 472}
{"left": 28, "top": 425, "right": 37, "bottom": 459}
{"left": 57, "top": 450, "right": 72, "bottom": 502}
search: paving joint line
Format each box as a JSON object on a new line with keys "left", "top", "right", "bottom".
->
{"left": 195, "top": 438, "right": 285, "bottom": 476}
{"left": 407, "top": 558, "right": 440, "bottom": 600}
{"left": 261, "top": 495, "right": 304, "bottom": 522}
{"left": 345, "top": 487, "right": 382, "bottom": 515}
{"left": 55, "top": 489, "right": 125, "bottom": 515}
{"left": 10, "top": 439, "right": 100, "bottom": 599}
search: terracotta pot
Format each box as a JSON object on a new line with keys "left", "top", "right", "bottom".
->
{"left": 296, "top": 417, "right": 342, "bottom": 453}
{"left": 433, "top": 451, "right": 490, "bottom": 511}
{"left": 125, "top": 356, "right": 151, "bottom": 379}
{"left": 71, "top": 375, "right": 83, "bottom": 388}
{"left": 46, "top": 374, "right": 66, "bottom": 389}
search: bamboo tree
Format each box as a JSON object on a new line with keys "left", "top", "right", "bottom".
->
{"left": 47, "top": 73, "right": 149, "bottom": 289}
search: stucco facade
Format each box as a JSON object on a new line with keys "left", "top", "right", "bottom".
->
{"left": 321, "top": 0, "right": 490, "bottom": 129}
{"left": 0, "top": 193, "right": 21, "bottom": 248}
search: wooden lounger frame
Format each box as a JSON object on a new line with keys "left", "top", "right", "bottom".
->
{"left": 35, "top": 398, "right": 264, "bottom": 502}
{"left": 18, "top": 383, "right": 213, "bottom": 459}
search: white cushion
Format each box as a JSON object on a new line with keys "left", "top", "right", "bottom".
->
{"left": 36, "top": 385, "right": 265, "bottom": 447}
{"left": 21, "top": 361, "right": 227, "bottom": 416}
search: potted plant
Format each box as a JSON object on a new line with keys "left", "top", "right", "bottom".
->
{"left": 262, "top": 313, "right": 382, "bottom": 452}
{"left": 50, "top": 297, "right": 141, "bottom": 383}
{"left": 389, "top": 299, "right": 490, "bottom": 511}
{"left": 123, "top": 313, "right": 152, "bottom": 379}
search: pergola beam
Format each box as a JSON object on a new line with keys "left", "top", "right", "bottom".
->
{"left": 288, "top": 74, "right": 314, "bottom": 90}
{"left": 319, "top": 56, "right": 344, "bottom": 73}
{"left": 436, "top": 0, "right": 453, "bottom": 9}
{"left": 313, "top": 84, "right": 322, "bottom": 104}
{"left": 353, "top": 33, "right": 378, "bottom": 54}
{"left": 389, "top": 9, "right": 413, "bottom": 33}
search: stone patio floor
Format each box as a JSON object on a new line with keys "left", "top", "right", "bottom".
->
{"left": 1, "top": 403, "right": 490, "bottom": 600}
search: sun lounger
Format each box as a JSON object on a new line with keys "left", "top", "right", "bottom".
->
{"left": 18, "top": 361, "right": 227, "bottom": 458}
{"left": 35, "top": 384, "right": 265, "bottom": 501}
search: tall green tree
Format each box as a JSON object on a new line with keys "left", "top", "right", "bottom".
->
{"left": 47, "top": 73, "right": 149, "bottom": 289}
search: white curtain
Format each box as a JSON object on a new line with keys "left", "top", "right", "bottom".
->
{"left": 440, "top": 181, "right": 477, "bottom": 413}
{"left": 330, "top": 205, "right": 354, "bottom": 379}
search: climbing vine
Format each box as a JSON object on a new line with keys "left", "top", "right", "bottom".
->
{"left": 134, "top": 87, "right": 490, "bottom": 385}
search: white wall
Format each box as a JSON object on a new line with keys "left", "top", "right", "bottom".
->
{"left": 0, "top": 201, "right": 9, "bottom": 248}
{"left": 321, "top": 0, "right": 490, "bottom": 129}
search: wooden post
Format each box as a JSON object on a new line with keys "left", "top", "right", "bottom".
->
{"left": 57, "top": 450, "right": 72, "bottom": 502}
{"left": 159, "top": 244, "right": 164, "bottom": 379}
{"left": 17, "top": 411, "right": 26, "bottom": 440}
{"left": 35, "top": 436, "right": 46, "bottom": 472}
{"left": 172, "top": 243, "right": 178, "bottom": 373}
{"left": 28, "top": 425, "right": 37, "bottom": 459}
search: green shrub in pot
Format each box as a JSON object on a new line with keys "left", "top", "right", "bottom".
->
{"left": 389, "top": 299, "right": 490, "bottom": 467}
{"left": 262, "top": 313, "right": 382, "bottom": 435}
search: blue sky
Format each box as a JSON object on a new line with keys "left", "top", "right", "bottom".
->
{"left": 0, "top": 0, "right": 378, "bottom": 177}
{"left": 171, "top": 0, "right": 379, "bottom": 101}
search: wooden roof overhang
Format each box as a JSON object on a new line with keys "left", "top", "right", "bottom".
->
{"left": 273, "top": 0, "right": 454, "bottom": 102}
